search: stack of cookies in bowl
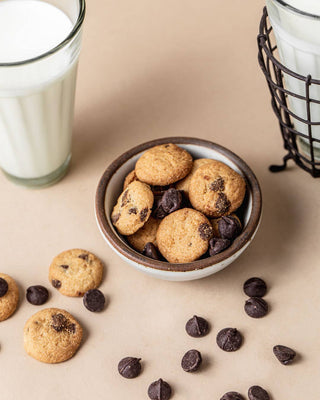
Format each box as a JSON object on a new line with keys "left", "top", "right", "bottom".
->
{"left": 111, "top": 143, "right": 246, "bottom": 264}
{"left": 96, "top": 137, "right": 261, "bottom": 280}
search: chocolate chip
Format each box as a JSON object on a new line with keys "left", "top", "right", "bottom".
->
{"left": 243, "top": 277, "right": 267, "bottom": 297}
{"left": 273, "top": 345, "right": 296, "bottom": 365}
{"left": 220, "top": 392, "right": 244, "bottom": 400}
{"left": 128, "top": 207, "right": 138, "bottom": 215}
{"left": 181, "top": 349, "right": 202, "bottom": 372}
{"left": 153, "top": 200, "right": 167, "bottom": 219}
{"left": 51, "top": 279, "right": 61, "bottom": 289}
{"left": 210, "top": 177, "right": 225, "bottom": 192}
{"left": 244, "top": 297, "right": 268, "bottom": 318}
{"left": 142, "top": 242, "right": 159, "bottom": 260}
{"left": 78, "top": 253, "right": 89, "bottom": 261}
{"left": 51, "top": 313, "right": 76, "bottom": 334}
{"left": 248, "top": 386, "right": 270, "bottom": 400}
{"left": 216, "top": 328, "right": 243, "bottom": 352}
{"left": 140, "top": 208, "right": 149, "bottom": 222}
{"left": 185, "top": 315, "right": 209, "bottom": 338}
{"left": 198, "top": 223, "right": 213, "bottom": 241}
{"left": 121, "top": 190, "right": 130, "bottom": 206}
{"left": 111, "top": 213, "right": 120, "bottom": 224}
{"left": 51, "top": 313, "right": 68, "bottom": 332}
{"left": 218, "top": 216, "right": 241, "bottom": 240}
{"left": 60, "top": 264, "right": 69, "bottom": 269}
{"left": 215, "top": 192, "right": 231, "bottom": 215}
{"left": 0, "top": 277, "right": 8, "bottom": 297}
{"left": 83, "top": 289, "right": 105, "bottom": 312}
{"left": 161, "top": 188, "right": 182, "bottom": 214}
{"left": 148, "top": 378, "right": 172, "bottom": 400}
{"left": 26, "top": 285, "right": 49, "bottom": 305}
{"left": 118, "top": 357, "right": 142, "bottom": 379}
{"left": 209, "top": 237, "right": 231, "bottom": 256}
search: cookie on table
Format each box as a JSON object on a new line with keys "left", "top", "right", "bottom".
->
{"left": 0, "top": 273, "right": 19, "bottom": 322}
{"left": 189, "top": 160, "right": 246, "bottom": 218}
{"left": 156, "top": 208, "right": 213, "bottom": 263}
{"left": 111, "top": 181, "right": 154, "bottom": 235}
{"left": 49, "top": 249, "right": 103, "bottom": 297}
{"left": 127, "top": 216, "right": 161, "bottom": 252}
{"left": 176, "top": 158, "right": 214, "bottom": 196}
{"left": 24, "top": 308, "right": 82, "bottom": 363}
{"left": 123, "top": 170, "right": 139, "bottom": 190}
{"left": 135, "top": 143, "right": 193, "bottom": 186}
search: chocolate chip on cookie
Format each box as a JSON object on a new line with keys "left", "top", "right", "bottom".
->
{"left": 0, "top": 273, "right": 19, "bottom": 322}
{"left": 111, "top": 181, "right": 154, "bottom": 235}
{"left": 156, "top": 208, "right": 212, "bottom": 263}
{"left": 189, "top": 160, "right": 246, "bottom": 218}
{"left": 49, "top": 249, "right": 104, "bottom": 297}
{"left": 176, "top": 158, "right": 214, "bottom": 196}
{"left": 135, "top": 143, "right": 193, "bottom": 186}
{"left": 127, "top": 217, "right": 160, "bottom": 252}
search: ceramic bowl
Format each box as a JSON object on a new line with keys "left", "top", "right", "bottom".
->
{"left": 95, "top": 137, "right": 262, "bottom": 281}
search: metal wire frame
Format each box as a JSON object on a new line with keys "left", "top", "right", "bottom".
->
{"left": 258, "top": 6, "right": 320, "bottom": 177}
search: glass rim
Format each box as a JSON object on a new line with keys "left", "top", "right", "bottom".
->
{"left": 271, "top": 0, "right": 320, "bottom": 20}
{"left": 0, "top": 0, "right": 86, "bottom": 67}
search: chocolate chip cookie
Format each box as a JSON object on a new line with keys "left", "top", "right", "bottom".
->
{"left": 189, "top": 160, "right": 246, "bottom": 217}
{"left": 135, "top": 143, "right": 193, "bottom": 186}
{"left": 123, "top": 170, "right": 139, "bottom": 190}
{"left": 49, "top": 249, "right": 104, "bottom": 297}
{"left": 111, "top": 181, "right": 154, "bottom": 235}
{"left": 156, "top": 208, "right": 213, "bottom": 263}
{"left": 23, "top": 308, "right": 82, "bottom": 363}
{"left": 0, "top": 273, "right": 19, "bottom": 322}
{"left": 127, "top": 216, "right": 160, "bottom": 252}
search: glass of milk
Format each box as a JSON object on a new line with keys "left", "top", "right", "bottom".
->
{"left": 266, "top": 0, "right": 320, "bottom": 161}
{"left": 0, "top": 0, "right": 85, "bottom": 187}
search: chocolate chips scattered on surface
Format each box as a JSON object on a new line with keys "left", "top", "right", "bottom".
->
{"left": 0, "top": 277, "right": 8, "bottom": 297}
{"left": 26, "top": 285, "right": 49, "bottom": 305}
{"left": 83, "top": 289, "right": 105, "bottom": 312}
{"left": 248, "top": 385, "right": 270, "bottom": 400}
{"left": 118, "top": 357, "right": 142, "bottom": 379}
{"left": 209, "top": 237, "right": 231, "bottom": 256}
{"left": 51, "top": 279, "right": 61, "bottom": 289}
{"left": 245, "top": 297, "right": 268, "bottom": 318}
{"left": 148, "top": 378, "right": 172, "bottom": 400}
{"left": 220, "top": 392, "right": 245, "bottom": 400}
{"left": 216, "top": 328, "right": 242, "bottom": 352}
{"left": 185, "top": 315, "right": 209, "bottom": 338}
{"left": 142, "top": 242, "right": 160, "bottom": 260}
{"left": 181, "top": 349, "right": 202, "bottom": 372}
{"left": 273, "top": 345, "right": 296, "bottom": 365}
{"left": 243, "top": 277, "right": 267, "bottom": 297}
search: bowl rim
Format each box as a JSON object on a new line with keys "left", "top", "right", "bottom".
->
{"left": 95, "top": 137, "right": 262, "bottom": 273}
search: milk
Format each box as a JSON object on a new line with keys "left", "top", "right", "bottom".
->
{"left": 0, "top": 0, "right": 82, "bottom": 184}
{"left": 266, "top": 0, "right": 320, "bottom": 158}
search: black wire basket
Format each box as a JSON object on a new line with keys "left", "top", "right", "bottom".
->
{"left": 258, "top": 6, "right": 320, "bottom": 177}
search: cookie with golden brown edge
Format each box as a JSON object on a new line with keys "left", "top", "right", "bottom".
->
{"left": 189, "top": 161, "right": 246, "bottom": 218}
{"left": 123, "top": 170, "right": 139, "bottom": 190}
{"left": 127, "top": 216, "right": 160, "bottom": 252}
{"left": 111, "top": 181, "right": 154, "bottom": 236}
{"left": 135, "top": 143, "right": 193, "bottom": 186}
{"left": 0, "top": 273, "right": 19, "bottom": 322}
{"left": 49, "top": 249, "right": 103, "bottom": 297}
{"left": 24, "top": 308, "right": 82, "bottom": 363}
{"left": 156, "top": 208, "right": 213, "bottom": 263}
{"left": 175, "top": 158, "right": 214, "bottom": 196}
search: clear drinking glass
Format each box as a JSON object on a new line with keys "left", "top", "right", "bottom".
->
{"left": 266, "top": 0, "right": 320, "bottom": 160}
{"left": 0, "top": 0, "right": 85, "bottom": 187}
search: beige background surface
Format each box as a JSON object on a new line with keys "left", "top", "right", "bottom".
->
{"left": 0, "top": 0, "right": 318, "bottom": 398}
